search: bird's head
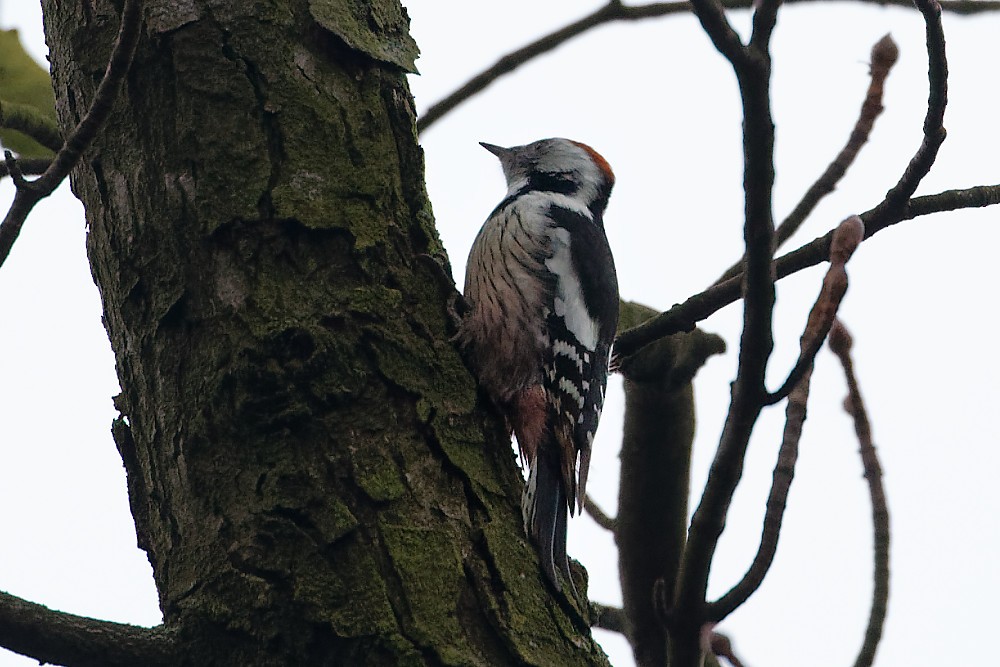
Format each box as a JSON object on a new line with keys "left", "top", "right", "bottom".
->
{"left": 480, "top": 138, "right": 615, "bottom": 218}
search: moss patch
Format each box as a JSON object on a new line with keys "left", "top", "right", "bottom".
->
{"left": 380, "top": 522, "right": 469, "bottom": 664}
{"left": 308, "top": 0, "right": 419, "bottom": 72}
{"left": 297, "top": 536, "right": 397, "bottom": 636}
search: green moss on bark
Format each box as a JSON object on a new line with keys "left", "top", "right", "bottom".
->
{"left": 39, "top": 0, "right": 612, "bottom": 664}
{"left": 381, "top": 523, "right": 468, "bottom": 663}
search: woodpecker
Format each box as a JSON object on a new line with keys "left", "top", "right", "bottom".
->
{"left": 457, "top": 138, "right": 619, "bottom": 591}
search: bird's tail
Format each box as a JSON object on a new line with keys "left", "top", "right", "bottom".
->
{"left": 522, "top": 451, "right": 574, "bottom": 595}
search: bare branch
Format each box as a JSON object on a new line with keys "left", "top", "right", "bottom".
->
{"left": 777, "top": 182, "right": 1000, "bottom": 282}
{"left": 765, "top": 216, "right": 865, "bottom": 405}
{"left": 612, "top": 178, "right": 1000, "bottom": 362}
{"left": 690, "top": 0, "right": 747, "bottom": 63}
{"left": 915, "top": 0, "right": 1000, "bottom": 11}
{"left": 717, "top": 34, "right": 899, "bottom": 285}
{"left": 0, "top": 0, "right": 142, "bottom": 270}
{"left": 584, "top": 494, "right": 618, "bottom": 532}
{"left": 776, "top": 34, "right": 898, "bottom": 250}
{"left": 903, "top": 183, "right": 1000, "bottom": 218}
{"left": 829, "top": 321, "right": 891, "bottom": 667}
{"left": 710, "top": 631, "right": 747, "bottom": 667}
{"left": 673, "top": 0, "right": 780, "bottom": 657}
{"left": 750, "top": 0, "right": 782, "bottom": 51}
{"left": 417, "top": 2, "right": 687, "bottom": 133}
{"left": 706, "top": 217, "right": 863, "bottom": 623}
{"left": 871, "top": 0, "right": 948, "bottom": 219}
{"left": 0, "top": 156, "right": 50, "bottom": 178}
{"left": 417, "top": 0, "right": 994, "bottom": 134}
{"left": 618, "top": 0, "right": 950, "bottom": 365}
{"left": 0, "top": 590, "right": 176, "bottom": 667}
{"left": 591, "top": 603, "right": 628, "bottom": 634}
{"left": 3, "top": 151, "right": 27, "bottom": 189}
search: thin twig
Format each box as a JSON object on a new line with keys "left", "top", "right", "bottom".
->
{"left": 706, "top": 358, "right": 813, "bottom": 621}
{"left": 584, "top": 494, "right": 617, "bottom": 532}
{"left": 902, "top": 183, "right": 1000, "bottom": 218}
{"left": 0, "top": 157, "right": 50, "bottom": 178}
{"left": 0, "top": 589, "right": 177, "bottom": 667}
{"left": 612, "top": 179, "right": 1000, "bottom": 362}
{"left": 777, "top": 34, "right": 898, "bottom": 250}
{"left": 750, "top": 0, "right": 782, "bottom": 51}
{"left": 646, "top": 0, "right": 945, "bottom": 356}
{"left": 710, "top": 631, "right": 747, "bottom": 667}
{"left": 416, "top": 0, "right": 994, "bottom": 134}
{"left": 920, "top": 0, "right": 1000, "bottom": 10}
{"left": 3, "top": 152, "right": 27, "bottom": 189}
{"left": 690, "top": 0, "right": 747, "bottom": 63}
{"left": 873, "top": 0, "right": 948, "bottom": 220}
{"left": 0, "top": 0, "right": 143, "bottom": 269}
{"left": 706, "top": 217, "right": 864, "bottom": 623}
{"left": 617, "top": 0, "right": 971, "bottom": 363}
{"left": 829, "top": 321, "right": 891, "bottom": 667}
{"left": 716, "top": 34, "right": 899, "bottom": 285}
{"left": 764, "top": 215, "right": 865, "bottom": 405}
{"left": 417, "top": 2, "right": 684, "bottom": 133}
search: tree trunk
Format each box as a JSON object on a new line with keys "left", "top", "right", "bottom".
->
{"left": 39, "top": 1, "right": 609, "bottom": 664}
{"left": 615, "top": 303, "right": 725, "bottom": 667}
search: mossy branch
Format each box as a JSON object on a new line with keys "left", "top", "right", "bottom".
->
{"left": 0, "top": 100, "right": 62, "bottom": 155}
{"left": 0, "top": 590, "right": 176, "bottom": 667}
{"left": 615, "top": 300, "right": 725, "bottom": 667}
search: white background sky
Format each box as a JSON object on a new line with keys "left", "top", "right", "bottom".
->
{"left": 1, "top": 2, "right": 999, "bottom": 666}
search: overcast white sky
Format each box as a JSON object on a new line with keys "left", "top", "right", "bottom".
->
{"left": 2, "top": 2, "right": 999, "bottom": 666}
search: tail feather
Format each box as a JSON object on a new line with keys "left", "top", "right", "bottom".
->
{"left": 523, "top": 452, "right": 574, "bottom": 594}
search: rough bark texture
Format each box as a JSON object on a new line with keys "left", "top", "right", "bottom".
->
{"left": 39, "top": 1, "right": 609, "bottom": 664}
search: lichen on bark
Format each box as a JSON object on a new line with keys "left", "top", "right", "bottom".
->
{"left": 38, "top": 0, "right": 610, "bottom": 664}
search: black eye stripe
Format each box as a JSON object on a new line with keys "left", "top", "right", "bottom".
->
{"left": 527, "top": 172, "right": 577, "bottom": 195}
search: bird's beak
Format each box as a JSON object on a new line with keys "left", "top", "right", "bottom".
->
{"left": 479, "top": 142, "right": 510, "bottom": 159}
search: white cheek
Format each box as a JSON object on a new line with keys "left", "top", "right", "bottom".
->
{"left": 505, "top": 177, "right": 530, "bottom": 198}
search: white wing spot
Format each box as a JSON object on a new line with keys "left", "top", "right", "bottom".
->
{"left": 544, "top": 228, "right": 600, "bottom": 351}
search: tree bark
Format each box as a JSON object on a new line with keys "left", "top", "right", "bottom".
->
{"left": 615, "top": 302, "right": 725, "bottom": 667}
{"left": 37, "top": 1, "right": 609, "bottom": 664}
